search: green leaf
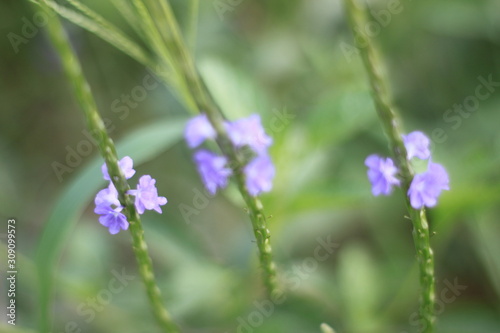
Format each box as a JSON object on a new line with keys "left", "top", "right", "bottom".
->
{"left": 468, "top": 215, "right": 500, "bottom": 299}
{"left": 35, "top": 117, "right": 187, "bottom": 330}
{"left": 198, "top": 57, "right": 271, "bottom": 120}
{"left": 308, "top": 89, "right": 376, "bottom": 146}
{"left": 337, "top": 243, "right": 382, "bottom": 332}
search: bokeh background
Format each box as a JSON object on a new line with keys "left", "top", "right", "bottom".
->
{"left": 1, "top": 0, "right": 500, "bottom": 332}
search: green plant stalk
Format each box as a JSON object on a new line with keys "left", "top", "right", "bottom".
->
{"left": 343, "top": 0, "right": 435, "bottom": 331}
{"left": 162, "top": 0, "right": 279, "bottom": 296}
{"left": 186, "top": 0, "right": 200, "bottom": 50}
{"left": 37, "top": 4, "right": 179, "bottom": 332}
{"left": 134, "top": 0, "right": 280, "bottom": 296}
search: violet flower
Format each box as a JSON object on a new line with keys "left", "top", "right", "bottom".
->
{"left": 403, "top": 131, "right": 431, "bottom": 160}
{"left": 244, "top": 154, "right": 275, "bottom": 196}
{"left": 95, "top": 156, "right": 168, "bottom": 234}
{"left": 225, "top": 114, "right": 272, "bottom": 154}
{"left": 365, "top": 154, "right": 401, "bottom": 196}
{"left": 102, "top": 156, "right": 136, "bottom": 181}
{"left": 193, "top": 149, "right": 232, "bottom": 195}
{"left": 94, "top": 183, "right": 128, "bottom": 234}
{"left": 408, "top": 161, "right": 449, "bottom": 209}
{"left": 95, "top": 182, "right": 121, "bottom": 208}
{"left": 128, "top": 175, "right": 168, "bottom": 214}
{"left": 95, "top": 205, "right": 129, "bottom": 235}
{"left": 184, "top": 114, "right": 217, "bottom": 148}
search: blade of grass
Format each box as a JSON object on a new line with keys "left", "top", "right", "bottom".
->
{"left": 30, "top": 0, "right": 154, "bottom": 68}
{"left": 64, "top": 0, "right": 122, "bottom": 38}
{"left": 109, "top": 0, "right": 147, "bottom": 39}
{"left": 131, "top": 0, "right": 198, "bottom": 112}
{"left": 32, "top": 0, "right": 179, "bottom": 99}
{"left": 187, "top": 0, "right": 199, "bottom": 51}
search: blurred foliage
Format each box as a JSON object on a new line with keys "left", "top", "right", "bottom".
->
{"left": 0, "top": 0, "right": 499, "bottom": 332}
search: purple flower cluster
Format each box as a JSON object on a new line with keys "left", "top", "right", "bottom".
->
{"left": 184, "top": 113, "right": 275, "bottom": 196}
{"left": 365, "top": 131, "right": 449, "bottom": 209}
{"left": 95, "top": 156, "right": 167, "bottom": 234}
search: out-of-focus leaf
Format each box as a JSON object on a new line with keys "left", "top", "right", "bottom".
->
{"left": 337, "top": 243, "right": 382, "bottom": 332}
{"left": 468, "top": 215, "right": 500, "bottom": 298}
{"left": 437, "top": 306, "right": 500, "bottom": 333}
{"left": 308, "top": 89, "right": 377, "bottom": 146}
{"left": 198, "top": 57, "right": 270, "bottom": 120}
{"left": 419, "top": 2, "right": 491, "bottom": 39}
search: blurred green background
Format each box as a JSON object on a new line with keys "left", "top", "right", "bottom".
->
{"left": 1, "top": 0, "right": 500, "bottom": 332}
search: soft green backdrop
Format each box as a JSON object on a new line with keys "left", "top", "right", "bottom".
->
{"left": 1, "top": 0, "right": 499, "bottom": 332}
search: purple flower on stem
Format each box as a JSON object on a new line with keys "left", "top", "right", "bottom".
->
{"left": 408, "top": 161, "right": 449, "bottom": 209}
{"left": 96, "top": 156, "right": 167, "bottom": 233}
{"left": 184, "top": 114, "right": 217, "bottom": 148}
{"left": 102, "top": 156, "right": 136, "bottom": 181}
{"left": 95, "top": 205, "right": 129, "bottom": 235}
{"left": 95, "top": 182, "right": 121, "bottom": 208}
{"left": 365, "top": 154, "right": 401, "bottom": 196}
{"left": 94, "top": 183, "right": 128, "bottom": 234}
{"left": 244, "top": 154, "right": 275, "bottom": 196}
{"left": 225, "top": 114, "right": 272, "bottom": 154}
{"left": 128, "top": 175, "right": 168, "bottom": 214}
{"left": 193, "top": 149, "right": 232, "bottom": 195}
{"left": 403, "top": 131, "right": 431, "bottom": 160}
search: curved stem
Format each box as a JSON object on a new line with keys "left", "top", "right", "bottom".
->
{"left": 137, "top": 0, "right": 280, "bottom": 297}
{"left": 343, "top": 0, "right": 435, "bottom": 331}
{"left": 37, "top": 4, "right": 179, "bottom": 332}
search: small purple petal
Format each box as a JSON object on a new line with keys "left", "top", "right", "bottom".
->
{"left": 97, "top": 205, "right": 129, "bottom": 235}
{"left": 193, "top": 150, "right": 232, "bottom": 195}
{"left": 365, "top": 154, "right": 401, "bottom": 196}
{"left": 364, "top": 154, "right": 382, "bottom": 169}
{"left": 225, "top": 114, "right": 272, "bottom": 154}
{"left": 403, "top": 131, "right": 431, "bottom": 160}
{"left": 128, "top": 175, "right": 167, "bottom": 215}
{"left": 244, "top": 154, "right": 275, "bottom": 196}
{"left": 185, "top": 114, "right": 217, "bottom": 148}
{"left": 408, "top": 161, "right": 449, "bottom": 209}
{"left": 94, "top": 183, "right": 120, "bottom": 211}
{"left": 102, "top": 156, "right": 136, "bottom": 181}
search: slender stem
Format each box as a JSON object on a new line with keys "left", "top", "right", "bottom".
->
{"left": 136, "top": 0, "right": 280, "bottom": 297}
{"left": 232, "top": 166, "right": 279, "bottom": 296}
{"left": 343, "top": 0, "right": 435, "bottom": 331}
{"left": 37, "top": 4, "right": 179, "bottom": 332}
{"left": 187, "top": 0, "right": 200, "bottom": 51}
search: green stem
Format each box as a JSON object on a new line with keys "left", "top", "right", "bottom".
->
{"left": 187, "top": 0, "right": 200, "bottom": 50}
{"left": 37, "top": 3, "right": 179, "bottom": 332}
{"left": 343, "top": 0, "right": 435, "bottom": 331}
{"left": 136, "top": 0, "right": 280, "bottom": 297}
